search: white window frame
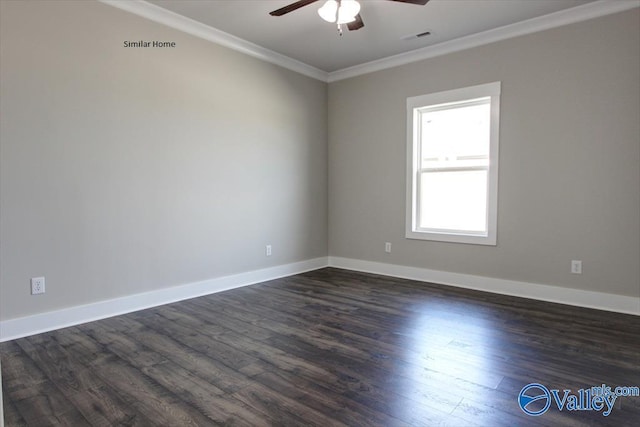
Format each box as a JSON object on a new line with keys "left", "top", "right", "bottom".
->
{"left": 406, "top": 82, "right": 500, "bottom": 245}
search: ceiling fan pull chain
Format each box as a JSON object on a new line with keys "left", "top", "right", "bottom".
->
{"left": 337, "top": 23, "right": 343, "bottom": 36}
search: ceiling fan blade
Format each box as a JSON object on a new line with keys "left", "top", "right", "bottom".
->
{"left": 269, "top": 0, "right": 320, "bottom": 16}
{"left": 347, "top": 14, "right": 364, "bottom": 31}
{"left": 387, "top": 0, "right": 430, "bottom": 5}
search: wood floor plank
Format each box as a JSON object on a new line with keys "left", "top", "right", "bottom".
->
{"left": 139, "top": 362, "right": 268, "bottom": 427}
{"left": 252, "top": 369, "right": 411, "bottom": 427}
{"left": 0, "top": 341, "right": 50, "bottom": 402}
{"left": 10, "top": 377, "right": 90, "bottom": 426}
{"left": 2, "top": 267, "right": 639, "bottom": 426}
{"left": 133, "top": 311, "right": 259, "bottom": 372}
{"left": 89, "top": 354, "right": 216, "bottom": 426}
{"left": 178, "top": 300, "right": 275, "bottom": 341}
{"left": 107, "top": 316, "right": 254, "bottom": 394}
{"left": 231, "top": 380, "right": 349, "bottom": 427}
{"left": 17, "top": 335, "right": 146, "bottom": 427}
{"left": 1, "top": 395, "right": 27, "bottom": 427}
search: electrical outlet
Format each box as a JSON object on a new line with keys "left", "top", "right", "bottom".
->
{"left": 31, "top": 277, "right": 46, "bottom": 295}
{"left": 385, "top": 242, "right": 392, "bottom": 253}
{"left": 571, "top": 260, "right": 582, "bottom": 274}
{"left": 266, "top": 245, "right": 272, "bottom": 256}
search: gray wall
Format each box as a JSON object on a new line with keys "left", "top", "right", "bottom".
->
{"left": 328, "top": 10, "right": 640, "bottom": 297}
{"left": 0, "top": 0, "right": 328, "bottom": 321}
{"left": 1, "top": 1, "right": 638, "bottom": 327}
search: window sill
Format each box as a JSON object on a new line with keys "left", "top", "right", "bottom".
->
{"left": 405, "top": 230, "right": 497, "bottom": 246}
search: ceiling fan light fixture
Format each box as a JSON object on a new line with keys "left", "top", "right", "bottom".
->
{"left": 318, "top": 0, "right": 360, "bottom": 24}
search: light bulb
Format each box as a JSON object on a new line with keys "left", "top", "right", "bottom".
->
{"left": 318, "top": 0, "right": 338, "bottom": 23}
{"left": 337, "top": 0, "right": 360, "bottom": 24}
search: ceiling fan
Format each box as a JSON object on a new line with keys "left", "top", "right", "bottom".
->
{"left": 270, "top": 0, "right": 429, "bottom": 34}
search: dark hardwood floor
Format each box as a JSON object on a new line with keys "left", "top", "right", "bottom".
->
{"left": 2, "top": 268, "right": 639, "bottom": 426}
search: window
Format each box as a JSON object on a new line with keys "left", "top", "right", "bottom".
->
{"left": 406, "top": 82, "right": 500, "bottom": 245}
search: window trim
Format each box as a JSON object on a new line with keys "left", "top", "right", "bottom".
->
{"left": 406, "top": 82, "right": 501, "bottom": 245}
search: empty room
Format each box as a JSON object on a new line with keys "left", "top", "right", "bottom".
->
{"left": 1, "top": 0, "right": 639, "bottom": 425}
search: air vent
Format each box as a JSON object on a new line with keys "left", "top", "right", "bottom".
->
{"left": 402, "top": 30, "right": 432, "bottom": 41}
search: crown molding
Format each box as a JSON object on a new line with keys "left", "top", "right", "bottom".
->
{"left": 99, "top": 0, "right": 638, "bottom": 84}
{"left": 98, "top": 0, "right": 328, "bottom": 82}
{"left": 327, "top": 0, "right": 640, "bottom": 82}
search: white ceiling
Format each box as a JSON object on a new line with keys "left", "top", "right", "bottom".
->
{"left": 147, "top": 0, "right": 597, "bottom": 72}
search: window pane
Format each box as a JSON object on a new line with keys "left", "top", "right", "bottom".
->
{"left": 419, "top": 170, "right": 488, "bottom": 233}
{"left": 420, "top": 101, "right": 490, "bottom": 169}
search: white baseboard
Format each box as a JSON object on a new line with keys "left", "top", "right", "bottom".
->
{"left": 328, "top": 257, "right": 640, "bottom": 316}
{"left": 2, "top": 256, "right": 637, "bottom": 342}
{"left": 0, "top": 257, "right": 329, "bottom": 342}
